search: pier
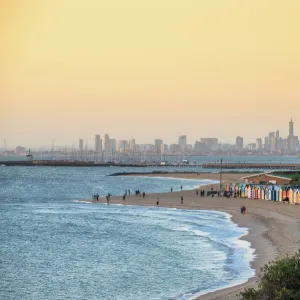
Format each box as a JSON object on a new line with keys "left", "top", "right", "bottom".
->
{"left": 1, "top": 160, "right": 300, "bottom": 170}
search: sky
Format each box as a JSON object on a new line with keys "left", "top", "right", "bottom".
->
{"left": 1, "top": 0, "right": 300, "bottom": 148}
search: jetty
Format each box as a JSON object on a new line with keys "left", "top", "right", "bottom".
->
{"left": 1, "top": 160, "right": 300, "bottom": 170}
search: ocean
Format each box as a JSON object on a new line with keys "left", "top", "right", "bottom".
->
{"left": 0, "top": 166, "right": 254, "bottom": 299}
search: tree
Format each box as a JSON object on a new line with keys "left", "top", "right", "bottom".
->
{"left": 240, "top": 250, "right": 300, "bottom": 300}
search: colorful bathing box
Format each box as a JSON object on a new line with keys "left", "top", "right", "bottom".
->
{"left": 225, "top": 183, "right": 300, "bottom": 204}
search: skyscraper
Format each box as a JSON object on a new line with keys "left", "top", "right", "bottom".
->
{"left": 289, "top": 118, "right": 294, "bottom": 136}
{"left": 256, "top": 138, "right": 263, "bottom": 151}
{"left": 154, "top": 139, "right": 164, "bottom": 154}
{"left": 109, "top": 139, "right": 117, "bottom": 152}
{"left": 130, "top": 139, "right": 136, "bottom": 153}
{"left": 104, "top": 134, "right": 110, "bottom": 152}
{"left": 79, "top": 139, "right": 84, "bottom": 152}
{"left": 95, "top": 135, "right": 102, "bottom": 153}
{"left": 178, "top": 135, "right": 187, "bottom": 153}
{"left": 236, "top": 136, "right": 243, "bottom": 152}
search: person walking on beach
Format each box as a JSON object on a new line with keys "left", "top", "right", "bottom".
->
{"left": 106, "top": 196, "right": 110, "bottom": 204}
{"left": 142, "top": 192, "right": 145, "bottom": 198}
{"left": 180, "top": 185, "right": 183, "bottom": 191}
{"left": 181, "top": 196, "right": 184, "bottom": 204}
{"left": 156, "top": 198, "right": 159, "bottom": 206}
{"left": 171, "top": 187, "right": 173, "bottom": 192}
{"left": 196, "top": 190, "right": 199, "bottom": 196}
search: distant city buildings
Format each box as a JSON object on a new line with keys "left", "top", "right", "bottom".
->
{"left": 95, "top": 135, "right": 102, "bottom": 153}
{"left": 236, "top": 136, "right": 244, "bottom": 152}
{"left": 178, "top": 135, "right": 187, "bottom": 153}
{"left": 79, "top": 139, "right": 84, "bottom": 152}
{"left": 15, "top": 146, "right": 26, "bottom": 155}
{"left": 154, "top": 139, "right": 164, "bottom": 154}
{"left": 5, "top": 119, "right": 299, "bottom": 158}
{"left": 104, "top": 134, "right": 110, "bottom": 152}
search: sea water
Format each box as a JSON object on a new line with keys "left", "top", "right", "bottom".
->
{"left": 0, "top": 167, "right": 254, "bottom": 299}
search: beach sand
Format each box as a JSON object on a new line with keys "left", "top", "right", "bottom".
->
{"left": 82, "top": 173, "right": 300, "bottom": 300}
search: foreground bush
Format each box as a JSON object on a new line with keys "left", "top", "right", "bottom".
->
{"left": 240, "top": 250, "right": 300, "bottom": 300}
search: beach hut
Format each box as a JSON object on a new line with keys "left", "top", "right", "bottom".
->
{"left": 261, "top": 187, "right": 265, "bottom": 200}
{"left": 293, "top": 189, "right": 298, "bottom": 204}
{"left": 240, "top": 184, "right": 245, "bottom": 198}
{"left": 248, "top": 185, "right": 252, "bottom": 199}
{"left": 257, "top": 186, "right": 261, "bottom": 199}
{"left": 287, "top": 188, "right": 291, "bottom": 203}
{"left": 282, "top": 188, "right": 287, "bottom": 199}
{"left": 245, "top": 185, "right": 248, "bottom": 198}
{"left": 275, "top": 186, "right": 280, "bottom": 202}
{"left": 264, "top": 187, "right": 269, "bottom": 200}
{"left": 271, "top": 186, "right": 276, "bottom": 201}
{"left": 297, "top": 190, "right": 300, "bottom": 204}
{"left": 253, "top": 186, "right": 257, "bottom": 199}
{"left": 279, "top": 187, "right": 283, "bottom": 202}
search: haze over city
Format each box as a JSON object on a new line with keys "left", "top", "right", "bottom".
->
{"left": 1, "top": 0, "right": 300, "bottom": 148}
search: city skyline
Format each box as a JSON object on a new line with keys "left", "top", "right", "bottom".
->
{"left": 2, "top": 118, "right": 299, "bottom": 155}
{"left": 1, "top": 1, "right": 300, "bottom": 148}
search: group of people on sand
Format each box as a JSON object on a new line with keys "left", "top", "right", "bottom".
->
{"left": 240, "top": 206, "right": 246, "bottom": 214}
{"left": 196, "top": 190, "right": 206, "bottom": 197}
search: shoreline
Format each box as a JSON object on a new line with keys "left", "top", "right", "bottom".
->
{"left": 80, "top": 173, "right": 300, "bottom": 300}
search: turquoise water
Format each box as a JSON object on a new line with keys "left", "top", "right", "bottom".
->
{"left": 0, "top": 167, "right": 254, "bottom": 299}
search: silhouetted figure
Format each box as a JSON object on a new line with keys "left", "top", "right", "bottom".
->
{"left": 181, "top": 196, "right": 184, "bottom": 204}
{"left": 122, "top": 194, "right": 126, "bottom": 200}
{"left": 196, "top": 190, "right": 199, "bottom": 196}
{"left": 106, "top": 196, "right": 110, "bottom": 204}
{"left": 156, "top": 198, "right": 159, "bottom": 206}
{"left": 181, "top": 185, "right": 183, "bottom": 191}
{"left": 171, "top": 187, "right": 173, "bottom": 192}
{"left": 142, "top": 192, "right": 145, "bottom": 198}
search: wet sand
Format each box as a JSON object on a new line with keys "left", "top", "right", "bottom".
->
{"left": 81, "top": 173, "right": 300, "bottom": 300}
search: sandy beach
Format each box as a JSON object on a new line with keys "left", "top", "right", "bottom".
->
{"left": 82, "top": 173, "right": 300, "bottom": 300}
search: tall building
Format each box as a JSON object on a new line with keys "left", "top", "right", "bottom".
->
{"left": 109, "top": 139, "right": 117, "bottom": 152}
{"left": 289, "top": 118, "right": 294, "bottom": 136}
{"left": 264, "top": 136, "right": 269, "bottom": 151}
{"left": 95, "top": 135, "right": 102, "bottom": 153}
{"left": 104, "top": 134, "right": 110, "bottom": 152}
{"left": 236, "top": 136, "right": 244, "bottom": 152}
{"left": 178, "top": 135, "right": 187, "bottom": 153}
{"left": 79, "top": 139, "right": 84, "bottom": 151}
{"left": 118, "top": 140, "right": 129, "bottom": 153}
{"left": 269, "top": 132, "right": 275, "bottom": 152}
{"left": 130, "top": 139, "right": 136, "bottom": 153}
{"left": 276, "top": 130, "right": 280, "bottom": 138}
{"left": 154, "top": 139, "right": 164, "bottom": 154}
{"left": 256, "top": 138, "right": 263, "bottom": 151}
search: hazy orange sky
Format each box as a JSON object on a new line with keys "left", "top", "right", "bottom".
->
{"left": 1, "top": 0, "right": 300, "bottom": 148}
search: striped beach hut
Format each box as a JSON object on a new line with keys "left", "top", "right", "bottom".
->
{"left": 257, "top": 186, "right": 261, "bottom": 199}
{"left": 248, "top": 185, "right": 252, "bottom": 199}
{"left": 261, "top": 187, "right": 265, "bottom": 200}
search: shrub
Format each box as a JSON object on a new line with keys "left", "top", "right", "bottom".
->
{"left": 240, "top": 250, "right": 300, "bottom": 300}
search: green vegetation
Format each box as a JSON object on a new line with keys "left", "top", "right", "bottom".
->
{"left": 240, "top": 250, "right": 300, "bottom": 300}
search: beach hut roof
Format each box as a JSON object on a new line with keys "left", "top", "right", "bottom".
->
{"left": 241, "top": 172, "right": 292, "bottom": 181}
